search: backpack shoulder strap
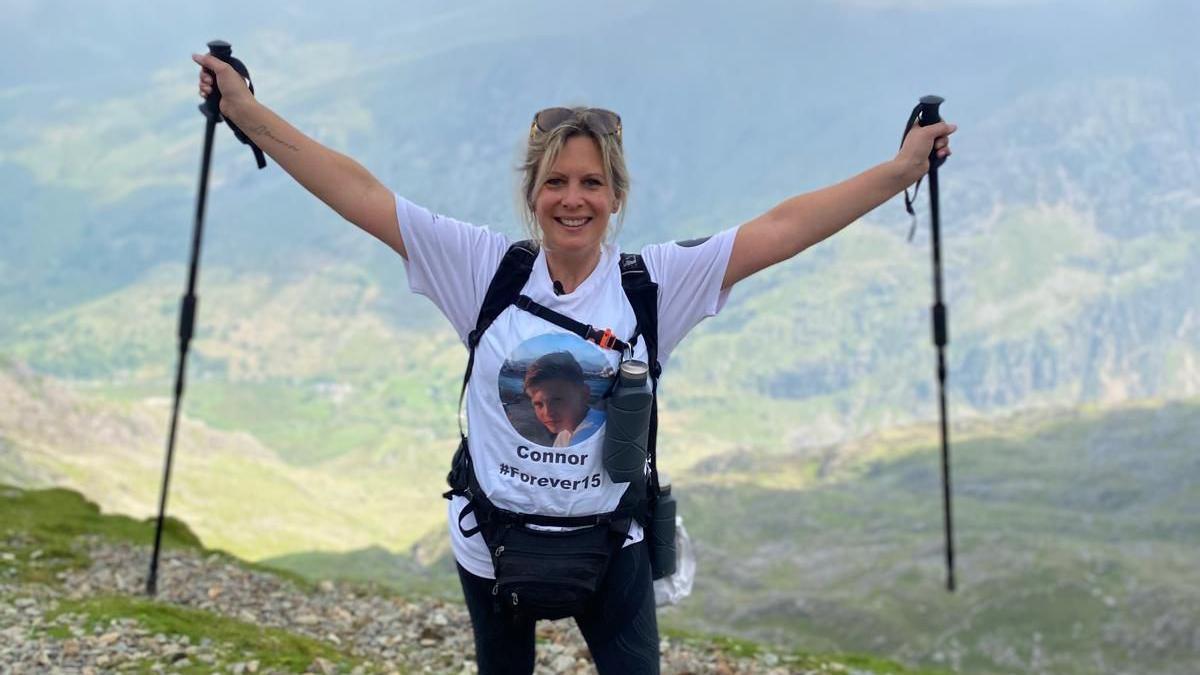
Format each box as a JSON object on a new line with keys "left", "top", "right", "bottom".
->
{"left": 472, "top": 240, "right": 539, "bottom": 349}
{"left": 618, "top": 253, "right": 659, "bottom": 379}
{"left": 618, "top": 252, "right": 663, "bottom": 496}
{"left": 456, "top": 240, "right": 539, "bottom": 437}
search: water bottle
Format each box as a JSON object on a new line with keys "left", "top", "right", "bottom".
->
{"left": 651, "top": 473, "right": 677, "bottom": 580}
{"left": 603, "top": 360, "right": 652, "bottom": 484}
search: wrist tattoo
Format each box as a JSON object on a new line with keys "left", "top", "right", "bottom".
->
{"left": 247, "top": 124, "right": 300, "bottom": 152}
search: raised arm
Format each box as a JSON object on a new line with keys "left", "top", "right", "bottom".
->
{"left": 193, "top": 53, "right": 406, "bottom": 259}
{"left": 721, "top": 121, "right": 956, "bottom": 290}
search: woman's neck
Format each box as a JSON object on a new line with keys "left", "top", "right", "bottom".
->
{"left": 544, "top": 245, "right": 603, "bottom": 295}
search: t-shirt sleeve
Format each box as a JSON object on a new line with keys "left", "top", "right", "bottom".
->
{"left": 639, "top": 227, "right": 738, "bottom": 359}
{"left": 394, "top": 192, "right": 511, "bottom": 343}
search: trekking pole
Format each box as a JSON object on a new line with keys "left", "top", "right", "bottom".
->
{"left": 147, "top": 40, "right": 266, "bottom": 596}
{"left": 901, "top": 95, "right": 956, "bottom": 592}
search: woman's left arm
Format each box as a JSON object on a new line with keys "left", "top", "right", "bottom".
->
{"left": 722, "top": 121, "right": 957, "bottom": 290}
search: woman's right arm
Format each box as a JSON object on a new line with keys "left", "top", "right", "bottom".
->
{"left": 193, "top": 53, "right": 406, "bottom": 259}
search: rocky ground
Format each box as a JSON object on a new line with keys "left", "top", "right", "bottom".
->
{"left": 0, "top": 536, "right": 845, "bottom": 674}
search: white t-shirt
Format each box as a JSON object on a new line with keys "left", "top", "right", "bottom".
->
{"left": 395, "top": 193, "right": 736, "bottom": 579}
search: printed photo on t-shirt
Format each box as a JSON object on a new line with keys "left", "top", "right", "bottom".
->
{"left": 498, "top": 333, "right": 614, "bottom": 448}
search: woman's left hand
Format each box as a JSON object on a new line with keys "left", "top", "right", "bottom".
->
{"left": 895, "top": 121, "right": 957, "bottom": 185}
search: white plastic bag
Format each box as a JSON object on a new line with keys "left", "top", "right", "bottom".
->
{"left": 653, "top": 515, "right": 695, "bottom": 606}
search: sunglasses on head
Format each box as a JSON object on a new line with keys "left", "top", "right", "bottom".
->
{"left": 529, "top": 107, "right": 622, "bottom": 141}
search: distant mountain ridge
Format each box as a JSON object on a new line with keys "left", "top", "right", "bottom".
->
{"left": 4, "top": 6, "right": 1197, "bottom": 433}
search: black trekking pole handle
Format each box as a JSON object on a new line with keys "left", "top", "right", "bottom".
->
{"left": 198, "top": 41, "right": 228, "bottom": 122}
{"left": 199, "top": 40, "right": 267, "bottom": 169}
{"left": 902, "top": 94, "right": 956, "bottom": 592}
{"left": 916, "top": 95, "right": 947, "bottom": 170}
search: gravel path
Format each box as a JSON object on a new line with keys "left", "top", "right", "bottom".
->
{"left": 0, "top": 537, "right": 828, "bottom": 674}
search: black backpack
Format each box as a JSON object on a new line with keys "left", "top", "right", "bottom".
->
{"left": 441, "top": 240, "right": 665, "bottom": 619}
{"left": 444, "top": 240, "right": 663, "bottom": 523}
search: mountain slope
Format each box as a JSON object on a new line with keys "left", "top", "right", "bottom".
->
{"left": 671, "top": 400, "right": 1200, "bottom": 675}
{"left": 1, "top": 484, "right": 942, "bottom": 674}
{"left": 261, "top": 400, "right": 1200, "bottom": 675}
{"left": 0, "top": 361, "right": 446, "bottom": 559}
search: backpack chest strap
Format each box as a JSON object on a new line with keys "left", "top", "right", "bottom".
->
{"left": 513, "top": 294, "right": 631, "bottom": 353}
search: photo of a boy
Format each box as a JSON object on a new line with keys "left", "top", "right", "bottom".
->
{"left": 523, "top": 351, "right": 606, "bottom": 447}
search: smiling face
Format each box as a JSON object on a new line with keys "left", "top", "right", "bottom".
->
{"left": 527, "top": 379, "right": 591, "bottom": 434}
{"left": 532, "top": 135, "right": 617, "bottom": 257}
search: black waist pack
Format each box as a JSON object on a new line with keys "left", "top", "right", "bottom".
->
{"left": 447, "top": 438, "right": 634, "bottom": 620}
{"left": 484, "top": 520, "right": 625, "bottom": 620}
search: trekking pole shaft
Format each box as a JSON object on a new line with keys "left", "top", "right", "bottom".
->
{"left": 148, "top": 356, "right": 188, "bottom": 596}
{"left": 938, "top": 347, "right": 954, "bottom": 592}
{"left": 185, "top": 123, "right": 216, "bottom": 296}
{"left": 928, "top": 165, "right": 956, "bottom": 592}
{"left": 147, "top": 115, "right": 217, "bottom": 596}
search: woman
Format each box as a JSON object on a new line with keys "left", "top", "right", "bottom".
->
{"left": 194, "top": 53, "right": 954, "bottom": 674}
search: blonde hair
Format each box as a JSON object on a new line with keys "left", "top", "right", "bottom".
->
{"left": 518, "top": 108, "right": 630, "bottom": 245}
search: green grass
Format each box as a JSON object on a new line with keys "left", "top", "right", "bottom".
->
{"left": 1, "top": 484, "right": 367, "bottom": 672}
{"left": 44, "top": 595, "right": 363, "bottom": 674}
{"left": 0, "top": 484, "right": 200, "bottom": 584}
{"left": 0, "top": 483, "right": 317, "bottom": 591}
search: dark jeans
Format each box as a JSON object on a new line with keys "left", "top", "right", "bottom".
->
{"left": 457, "top": 539, "right": 660, "bottom": 674}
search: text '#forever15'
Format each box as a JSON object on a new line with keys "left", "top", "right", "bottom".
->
{"left": 498, "top": 463, "right": 602, "bottom": 490}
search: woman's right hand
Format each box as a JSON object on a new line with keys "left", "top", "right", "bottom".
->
{"left": 192, "top": 53, "right": 253, "bottom": 116}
